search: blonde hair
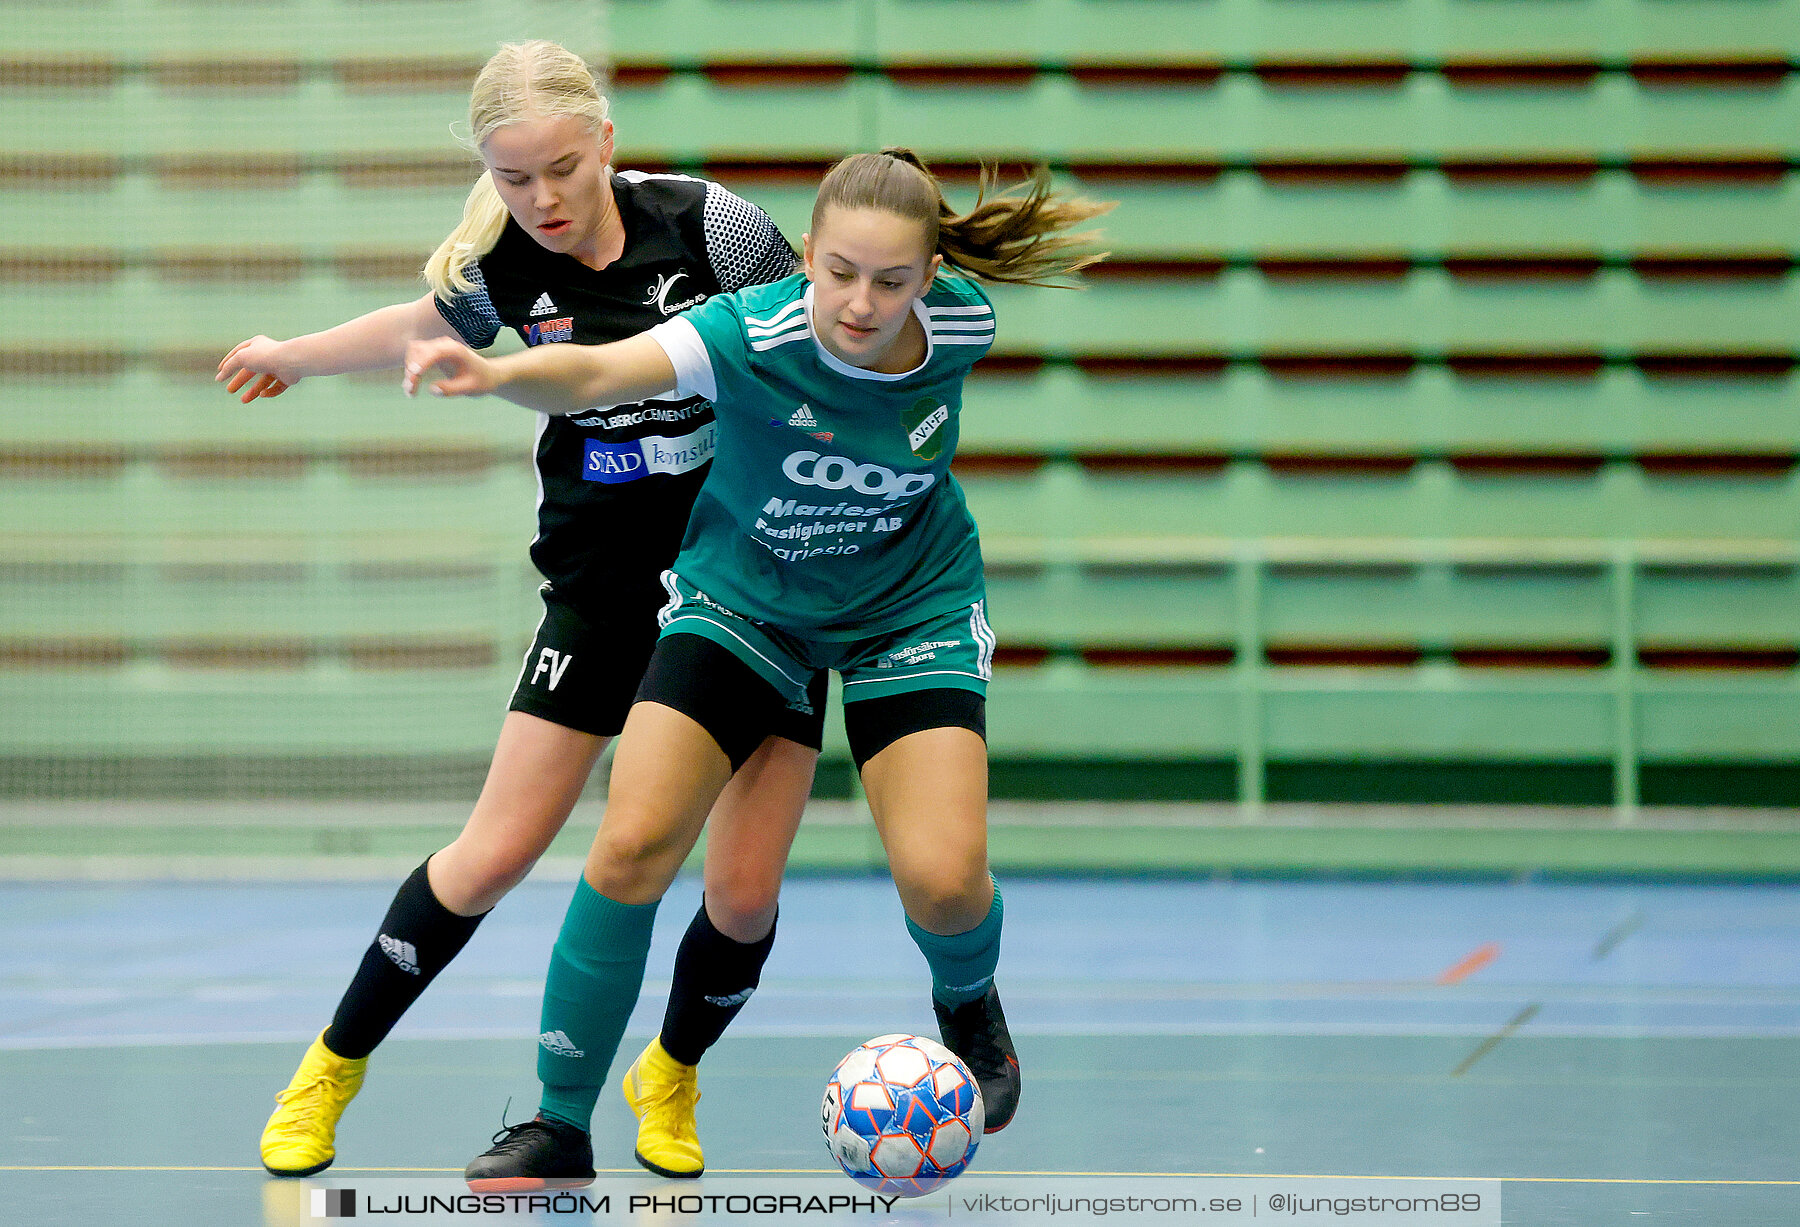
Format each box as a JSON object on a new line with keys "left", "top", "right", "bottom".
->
{"left": 810, "top": 148, "right": 1112, "bottom": 287}
{"left": 424, "top": 41, "right": 611, "bottom": 298}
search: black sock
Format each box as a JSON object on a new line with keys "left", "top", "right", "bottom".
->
{"left": 322, "top": 859, "right": 488, "bottom": 1060}
{"left": 658, "top": 898, "right": 776, "bottom": 1066}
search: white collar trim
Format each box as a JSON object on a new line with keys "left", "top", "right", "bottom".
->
{"left": 803, "top": 284, "right": 932, "bottom": 382}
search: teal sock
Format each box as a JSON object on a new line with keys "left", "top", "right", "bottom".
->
{"left": 536, "top": 878, "right": 659, "bottom": 1130}
{"left": 904, "top": 879, "right": 1004, "bottom": 1007}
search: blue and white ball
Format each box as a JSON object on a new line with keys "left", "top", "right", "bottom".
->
{"left": 821, "top": 1034, "right": 984, "bottom": 1197}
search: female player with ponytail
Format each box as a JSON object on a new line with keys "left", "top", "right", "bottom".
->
{"left": 222, "top": 41, "right": 823, "bottom": 1181}
{"left": 403, "top": 148, "right": 1111, "bottom": 1188}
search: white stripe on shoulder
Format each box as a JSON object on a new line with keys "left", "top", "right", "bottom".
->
{"left": 926, "top": 304, "right": 994, "bottom": 316}
{"left": 745, "top": 299, "right": 808, "bottom": 331}
{"left": 746, "top": 319, "right": 808, "bottom": 340}
{"left": 930, "top": 334, "right": 996, "bottom": 345}
{"left": 746, "top": 317, "right": 809, "bottom": 340}
{"left": 928, "top": 319, "right": 996, "bottom": 332}
{"left": 748, "top": 328, "right": 812, "bottom": 352}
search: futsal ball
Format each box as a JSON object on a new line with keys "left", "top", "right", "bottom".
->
{"left": 820, "top": 1033, "right": 984, "bottom": 1197}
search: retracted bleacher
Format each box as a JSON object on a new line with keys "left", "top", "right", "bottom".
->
{"left": 1, "top": 0, "right": 1795, "bottom": 808}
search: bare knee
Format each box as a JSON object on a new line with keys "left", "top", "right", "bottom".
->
{"left": 429, "top": 842, "right": 539, "bottom": 916}
{"left": 703, "top": 866, "right": 781, "bottom": 941}
{"left": 894, "top": 860, "right": 991, "bottom": 934}
{"left": 585, "top": 817, "right": 691, "bottom": 902}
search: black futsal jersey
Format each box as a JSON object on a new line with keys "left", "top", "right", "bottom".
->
{"left": 435, "top": 171, "right": 797, "bottom": 617}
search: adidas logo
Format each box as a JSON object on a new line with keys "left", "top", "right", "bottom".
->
{"left": 943, "top": 975, "right": 994, "bottom": 996}
{"left": 787, "top": 404, "right": 819, "bottom": 428}
{"left": 378, "top": 934, "right": 420, "bottom": 976}
{"left": 539, "top": 1029, "right": 585, "bottom": 1058}
{"left": 703, "top": 987, "right": 756, "bottom": 1008}
{"left": 529, "top": 292, "right": 557, "bottom": 317}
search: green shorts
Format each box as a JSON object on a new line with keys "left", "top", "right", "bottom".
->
{"left": 656, "top": 571, "right": 994, "bottom": 706}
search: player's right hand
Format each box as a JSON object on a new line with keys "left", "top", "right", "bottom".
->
{"left": 403, "top": 338, "right": 496, "bottom": 398}
{"left": 217, "top": 336, "right": 297, "bottom": 403}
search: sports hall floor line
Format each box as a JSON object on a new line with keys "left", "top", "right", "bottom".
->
{"left": 1449, "top": 1002, "right": 1541, "bottom": 1075}
{"left": 1448, "top": 899, "right": 1648, "bottom": 1073}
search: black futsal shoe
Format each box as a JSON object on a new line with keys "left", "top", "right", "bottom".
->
{"left": 464, "top": 1115, "right": 596, "bottom": 1192}
{"left": 934, "top": 985, "right": 1021, "bottom": 1132}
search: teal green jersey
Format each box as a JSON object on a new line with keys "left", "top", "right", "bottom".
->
{"left": 646, "top": 271, "right": 992, "bottom": 639}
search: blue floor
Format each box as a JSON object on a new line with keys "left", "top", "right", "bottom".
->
{"left": 3, "top": 876, "right": 1798, "bottom": 1224}
{"left": 5, "top": 877, "right": 1798, "bottom": 1046}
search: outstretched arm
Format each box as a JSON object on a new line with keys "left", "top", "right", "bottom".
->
{"left": 402, "top": 333, "right": 680, "bottom": 415}
{"left": 217, "top": 293, "right": 458, "bottom": 403}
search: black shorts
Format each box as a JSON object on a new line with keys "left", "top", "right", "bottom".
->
{"left": 639, "top": 632, "right": 985, "bottom": 771}
{"left": 509, "top": 592, "right": 827, "bottom": 746}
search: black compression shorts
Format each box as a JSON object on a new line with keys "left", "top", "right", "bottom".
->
{"left": 509, "top": 592, "right": 826, "bottom": 745}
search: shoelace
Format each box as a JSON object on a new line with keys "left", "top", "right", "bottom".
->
{"left": 486, "top": 1119, "right": 557, "bottom": 1154}
{"left": 637, "top": 1070, "right": 700, "bottom": 1125}
{"left": 268, "top": 1075, "right": 345, "bottom": 1139}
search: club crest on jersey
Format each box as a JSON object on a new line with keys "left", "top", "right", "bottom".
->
{"left": 643, "top": 270, "right": 707, "bottom": 316}
{"left": 526, "top": 317, "right": 573, "bottom": 345}
{"left": 902, "top": 397, "right": 951, "bottom": 460}
{"left": 529, "top": 292, "right": 558, "bottom": 317}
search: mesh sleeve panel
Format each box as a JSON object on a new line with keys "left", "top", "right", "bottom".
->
{"left": 432, "top": 264, "right": 504, "bottom": 348}
{"left": 703, "top": 182, "right": 800, "bottom": 293}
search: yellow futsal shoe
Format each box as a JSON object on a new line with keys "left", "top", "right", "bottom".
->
{"left": 621, "top": 1037, "right": 704, "bottom": 1178}
{"left": 260, "top": 1031, "right": 368, "bottom": 1177}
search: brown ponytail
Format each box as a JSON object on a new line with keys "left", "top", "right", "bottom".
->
{"left": 811, "top": 148, "right": 1113, "bottom": 287}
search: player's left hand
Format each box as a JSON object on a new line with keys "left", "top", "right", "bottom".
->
{"left": 217, "top": 336, "right": 295, "bottom": 404}
{"left": 403, "top": 338, "right": 495, "bottom": 398}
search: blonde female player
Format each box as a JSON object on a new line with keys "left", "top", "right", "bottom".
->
{"left": 401, "top": 148, "right": 1111, "bottom": 1188}
{"left": 219, "top": 41, "right": 826, "bottom": 1181}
